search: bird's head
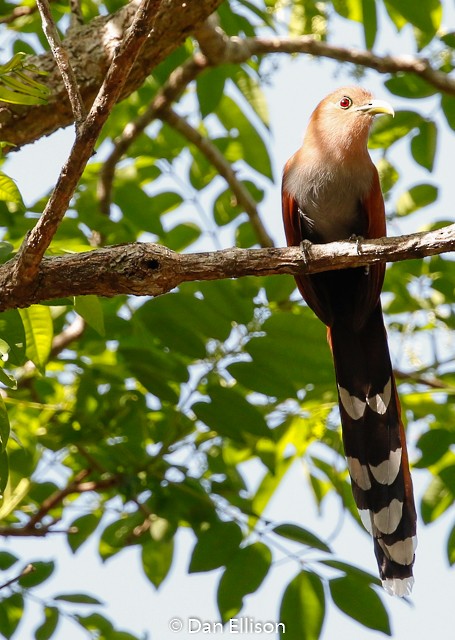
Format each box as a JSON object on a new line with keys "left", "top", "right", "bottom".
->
{"left": 305, "top": 86, "right": 394, "bottom": 162}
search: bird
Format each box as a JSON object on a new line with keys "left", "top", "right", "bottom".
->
{"left": 281, "top": 86, "right": 417, "bottom": 597}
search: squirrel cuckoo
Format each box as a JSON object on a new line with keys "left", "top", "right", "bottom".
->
{"left": 281, "top": 87, "right": 417, "bottom": 596}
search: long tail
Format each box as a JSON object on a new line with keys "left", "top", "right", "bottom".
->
{"left": 328, "top": 303, "right": 417, "bottom": 596}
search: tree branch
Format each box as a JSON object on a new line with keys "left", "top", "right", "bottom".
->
{"left": 97, "top": 53, "right": 209, "bottom": 215}
{"left": 160, "top": 106, "right": 274, "bottom": 247}
{"left": 0, "top": 470, "right": 121, "bottom": 537}
{"left": 11, "top": 0, "right": 164, "bottom": 294}
{"left": 0, "top": 0, "right": 224, "bottom": 149}
{"left": 36, "top": 0, "right": 86, "bottom": 128}
{"left": 0, "top": 225, "right": 453, "bottom": 312}
{"left": 244, "top": 37, "right": 455, "bottom": 96}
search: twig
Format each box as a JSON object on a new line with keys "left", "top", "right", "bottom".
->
{"left": 0, "top": 5, "right": 38, "bottom": 24}
{"left": 160, "top": 106, "right": 274, "bottom": 247}
{"left": 248, "top": 37, "right": 455, "bottom": 96}
{"left": 50, "top": 315, "right": 86, "bottom": 357}
{"left": 0, "top": 471, "right": 121, "bottom": 537}
{"left": 0, "top": 224, "right": 454, "bottom": 312}
{"left": 11, "top": 0, "right": 163, "bottom": 298}
{"left": 35, "top": 0, "right": 86, "bottom": 129}
{"left": 0, "top": 564, "right": 35, "bottom": 590}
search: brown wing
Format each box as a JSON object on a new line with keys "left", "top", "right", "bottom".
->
{"left": 281, "top": 174, "right": 333, "bottom": 325}
{"left": 282, "top": 169, "right": 387, "bottom": 328}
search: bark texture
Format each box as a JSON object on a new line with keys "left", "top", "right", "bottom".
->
{"left": 0, "top": 224, "right": 453, "bottom": 312}
{"left": 0, "top": 0, "right": 223, "bottom": 148}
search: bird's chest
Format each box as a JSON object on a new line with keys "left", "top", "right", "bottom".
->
{"left": 287, "top": 165, "right": 374, "bottom": 243}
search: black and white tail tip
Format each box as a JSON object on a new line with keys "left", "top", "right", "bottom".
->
{"left": 339, "top": 379, "right": 417, "bottom": 597}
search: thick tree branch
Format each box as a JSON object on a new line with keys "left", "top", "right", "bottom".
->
{"left": 0, "top": 0, "right": 224, "bottom": 149}
{"left": 11, "top": 0, "right": 163, "bottom": 294}
{"left": 0, "top": 225, "right": 453, "bottom": 312}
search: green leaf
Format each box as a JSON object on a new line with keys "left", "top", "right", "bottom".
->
{"left": 0, "top": 85, "right": 47, "bottom": 105}
{"left": 329, "top": 575, "right": 391, "bottom": 634}
{"left": 0, "top": 241, "right": 13, "bottom": 262}
{"left": 385, "top": 74, "right": 436, "bottom": 99}
{"left": 0, "top": 450, "right": 9, "bottom": 495}
{"left": 280, "top": 570, "right": 325, "bottom": 640}
{"left": 0, "top": 309, "right": 26, "bottom": 366}
{"left": 0, "top": 366, "right": 17, "bottom": 390}
{"left": 163, "top": 222, "right": 201, "bottom": 251}
{"left": 396, "top": 184, "right": 438, "bottom": 216}
{"left": 332, "top": 0, "right": 362, "bottom": 21}
{"left": 18, "top": 561, "right": 55, "bottom": 588}
{"left": 99, "top": 515, "right": 143, "bottom": 561}
{"left": 68, "top": 513, "right": 101, "bottom": 553}
{"left": 0, "top": 551, "right": 18, "bottom": 570}
{"left": 75, "top": 296, "right": 105, "bottom": 336}
{"left": 376, "top": 158, "right": 399, "bottom": 196}
{"left": 216, "top": 95, "right": 273, "bottom": 180}
{"left": 75, "top": 613, "right": 114, "bottom": 634}
{"left": 234, "top": 68, "right": 270, "bottom": 127}
{"left": 35, "top": 606, "right": 59, "bottom": 640}
{"left": 273, "top": 523, "right": 331, "bottom": 553}
{"left": 384, "top": 0, "right": 441, "bottom": 36}
{"left": 411, "top": 121, "right": 437, "bottom": 171}
{"left": 189, "top": 521, "right": 243, "bottom": 573}
{"left": 447, "top": 522, "right": 455, "bottom": 566}
{"left": 229, "top": 309, "right": 334, "bottom": 398}
{"left": 441, "top": 95, "right": 455, "bottom": 131}
{"left": 197, "top": 68, "right": 227, "bottom": 118}
{"left": 0, "top": 592, "right": 23, "bottom": 639}
{"left": 193, "top": 385, "right": 271, "bottom": 442}
{"left": 141, "top": 537, "right": 174, "bottom": 589}
{"left": 217, "top": 542, "right": 272, "bottom": 622}
{"left": 0, "top": 395, "right": 10, "bottom": 452}
{"left": 54, "top": 593, "right": 103, "bottom": 605}
{"left": 0, "top": 172, "right": 25, "bottom": 211}
{"left": 415, "top": 429, "right": 455, "bottom": 468}
{"left": 369, "top": 110, "right": 423, "bottom": 149}
{"left": 252, "top": 457, "right": 294, "bottom": 517}
{"left": 362, "top": 0, "right": 377, "bottom": 48}
{"left": 19, "top": 305, "right": 53, "bottom": 374}
{"left": 421, "top": 475, "right": 453, "bottom": 523}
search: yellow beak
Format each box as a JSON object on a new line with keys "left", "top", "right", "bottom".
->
{"left": 355, "top": 99, "right": 395, "bottom": 117}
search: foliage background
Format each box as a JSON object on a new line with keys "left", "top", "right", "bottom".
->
{"left": 1, "top": 0, "right": 455, "bottom": 638}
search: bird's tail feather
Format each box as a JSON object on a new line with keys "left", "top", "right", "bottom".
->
{"left": 328, "top": 303, "right": 417, "bottom": 596}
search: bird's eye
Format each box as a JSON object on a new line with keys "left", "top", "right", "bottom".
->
{"left": 339, "top": 96, "right": 352, "bottom": 109}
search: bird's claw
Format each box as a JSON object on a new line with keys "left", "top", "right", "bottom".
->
{"left": 300, "top": 239, "right": 312, "bottom": 267}
{"left": 349, "top": 234, "right": 364, "bottom": 255}
{"left": 349, "top": 235, "right": 370, "bottom": 275}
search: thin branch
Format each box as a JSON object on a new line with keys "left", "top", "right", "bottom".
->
{"left": 0, "top": 224, "right": 454, "bottom": 312}
{"left": 0, "top": 5, "right": 38, "bottom": 24}
{"left": 98, "top": 53, "right": 209, "bottom": 215}
{"left": 0, "top": 471, "right": 121, "bottom": 537}
{"left": 160, "top": 106, "right": 274, "bottom": 247}
{"left": 11, "top": 0, "right": 163, "bottom": 297}
{"left": 244, "top": 37, "right": 455, "bottom": 96}
{"left": 50, "top": 315, "right": 86, "bottom": 358}
{"left": 36, "top": 0, "right": 86, "bottom": 128}
{"left": 0, "top": 564, "right": 35, "bottom": 590}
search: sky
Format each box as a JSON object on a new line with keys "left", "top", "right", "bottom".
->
{"left": 3, "top": 3, "right": 455, "bottom": 640}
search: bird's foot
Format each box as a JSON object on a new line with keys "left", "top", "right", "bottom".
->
{"left": 349, "top": 234, "right": 364, "bottom": 255}
{"left": 299, "top": 239, "right": 313, "bottom": 267}
{"left": 349, "top": 235, "right": 369, "bottom": 275}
